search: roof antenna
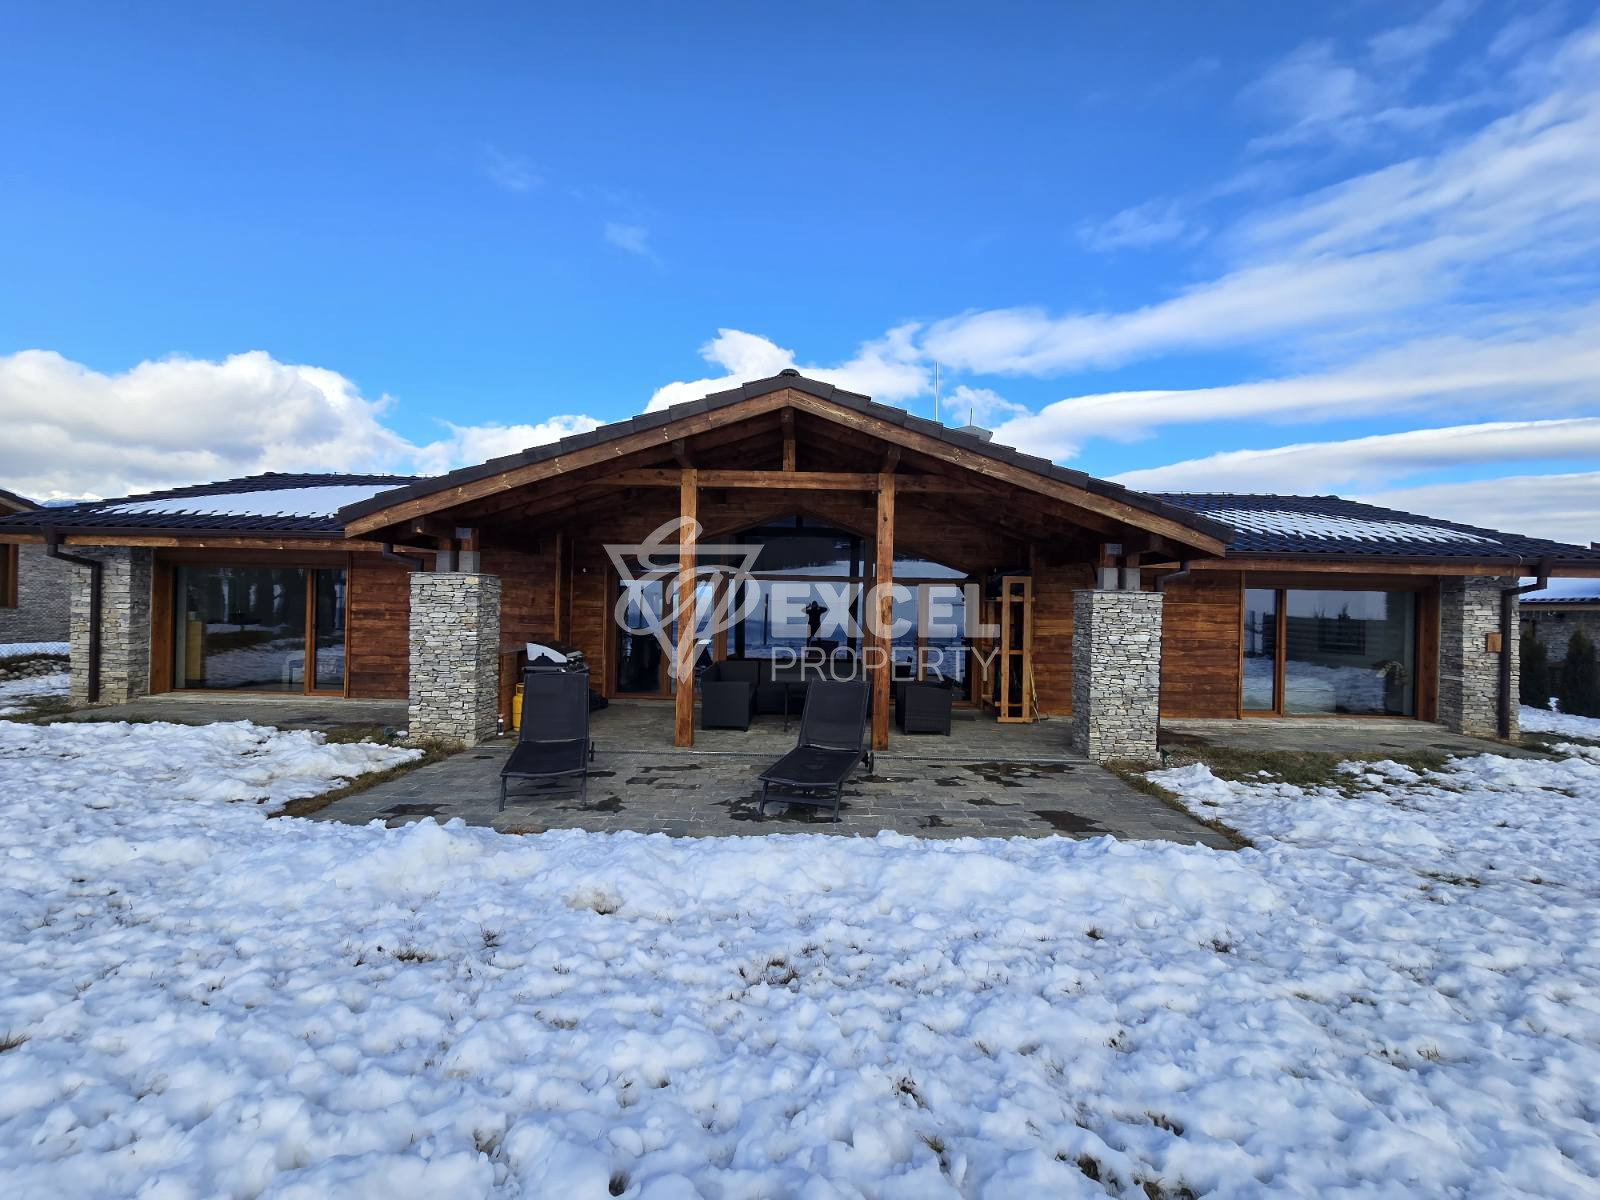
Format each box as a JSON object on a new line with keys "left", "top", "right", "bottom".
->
{"left": 934, "top": 361, "right": 941, "bottom": 424}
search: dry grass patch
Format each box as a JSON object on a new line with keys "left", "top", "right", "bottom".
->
{"left": 1104, "top": 763, "right": 1253, "bottom": 850}
{"left": 273, "top": 730, "right": 464, "bottom": 819}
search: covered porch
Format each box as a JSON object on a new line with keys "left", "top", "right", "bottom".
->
{"left": 340, "top": 374, "right": 1231, "bottom": 764}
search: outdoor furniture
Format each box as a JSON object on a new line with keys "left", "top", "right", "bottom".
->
{"left": 500, "top": 668, "right": 594, "bottom": 810}
{"left": 896, "top": 677, "right": 954, "bottom": 735}
{"left": 701, "top": 659, "right": 759, "bottom": 730}
{"left": 757, "top": 679, "right": 872, "bottom": 822}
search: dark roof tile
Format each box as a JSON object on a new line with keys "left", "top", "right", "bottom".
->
{"left": 1152, "top": 492, "right": 1600, "bottom": 564}
{"left": 0, "top": 472, "right": 423, "bottom": 535}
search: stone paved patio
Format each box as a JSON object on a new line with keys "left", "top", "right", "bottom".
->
{"left": 310, "top": 700, "right": 1236, "bottom": 846}
{"left": 1160, "top": 716, "right": 1541, "bottom": 759}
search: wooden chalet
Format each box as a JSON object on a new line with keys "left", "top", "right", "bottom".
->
{"left": 4, "top": 371, "right": 1599, "bottom": 759}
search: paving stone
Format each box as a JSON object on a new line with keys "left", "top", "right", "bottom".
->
{"left": 305, "top": 699, "right": 1235, "bottom": 849}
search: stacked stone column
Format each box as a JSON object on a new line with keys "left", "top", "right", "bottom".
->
{"left": 408, "top": 572, "right": 501, "bottom": 745}
{"left": 68, "top": 547, "right": 153, "bottom": 706}
{"left": 1071, "top": 588, "right": 1165, "bottom": 764}
{"left": 1439, "top": 576, "right": 1517, "bottom": 739}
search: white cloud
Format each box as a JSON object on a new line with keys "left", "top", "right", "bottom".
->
{"left": 646, "top": 326, "right": 929, "bottom": 412}
{"left": 483, "top": 145, "right": 540, "bottom": 193}
{"left": 604, "top": 222, "right": 656, "bottom": 261}
{"left": 1112, "top": 418, "right": 1600, "bottom": 494}
{"left": 1242, "top": 40, "right": 1381, "bottom": 133}
{"left": 1367, "top": 0, "right": 1479, "bottom": 66}
{"left": 988, "top": 312, "right": 1600, "bottom": 460}
{"left": 925, "top": 18, "right": 1600, "bottom": 381}
{"left": 1358, "top": 470, "right": 1600, "bottom": 546}
{"left": 1076, "top": 200, "right": 1198, "bottom": 253}
{"left": 942, "top": 385, "right": 1027, "bottom": 428}
{"left": 409, "top": 416, "right": 603, "bottom": 477}
{"left": 0, "top": 350, "right": 598, "bottom": 501}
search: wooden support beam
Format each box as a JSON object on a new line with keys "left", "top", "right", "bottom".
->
{"left": 784, "top": 394, "right": 1229, "bottom": 554}
{"left": 872, "top": 472, "right": 895, "bottom": 752}
{"left": 672, "top": 439, "right": 694, "bottom": 468}
{"left": 675, "top": 469, "right": 698, "bottom": 748}
{"left": 881, "top": 446, "right": 901, "bottom": 474}
{"left": 781, "top": 410, "right": 796, "bottom": 471}
{"left": 607, "top": 468, "right": 885, "bottom": 491}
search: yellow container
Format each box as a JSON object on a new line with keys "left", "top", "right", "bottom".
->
{"left": 511, "top": 684, "right": 524, "bottom": 732}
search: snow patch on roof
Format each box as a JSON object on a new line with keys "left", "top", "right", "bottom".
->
{"left": 1521, "top": 577, "right": 1600, "bottom": 603}
{"left": 102, "top": 484, "right": 404, "bottom": 519}
{"left": 1206, "top": 508, "right": 1495, "bottom": 545}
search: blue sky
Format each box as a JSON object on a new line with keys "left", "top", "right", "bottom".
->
{"left": 3, "top": 1, "right": 1599, "bottom": 540}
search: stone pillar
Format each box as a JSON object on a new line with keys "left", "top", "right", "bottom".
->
{"left": 1071, "top": 588, "right": 1164, "bottom": 764}
{"left": 1439, "top": 576, "right": 1516, "bottom": 739}
{"left": 408, "top": 572, "right": 501, "bottom": 746}
{"left": 69, "top": 547, "right": 154, "bottom": 706}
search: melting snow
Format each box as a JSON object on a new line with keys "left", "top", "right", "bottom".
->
{"left": 1521, "top": 703, "right": 1600, "bottom": 740}
{"left": 1, "top": 721, "right": 1598, "bottom": 1197}
{"left": 0, "top": 642, "right": 69, "bottom": 660}
{"left": 0, "top": 671, "right": 68, "bottom": 716}
{"left": 100, "top": 484, "right": 403, "bottom": 519}
{"left": 1208, "top": 507, "right": 1495, "bottom": 545}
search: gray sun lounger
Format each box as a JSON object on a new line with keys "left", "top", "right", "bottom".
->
{"left": 501, "top": 668, "right": 594, "bottom": 809}
{"left": 757, "top": 679, "right": 872, "bottom": 822}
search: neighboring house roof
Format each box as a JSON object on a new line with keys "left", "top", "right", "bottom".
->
{"left": 1521, "top": 577, "right": 1600, "bottom": 604}
{"left": 1152, "top": 493, "right": 1600, "bottom": 565}
{"left": 335, "top": 371, "right": 1237, "bottom": 547}
{"left": 0, "top": 473, "right": 422, "bottom": 535}
{"left": 0, "top": 485, "right": 37, "bottom": 514}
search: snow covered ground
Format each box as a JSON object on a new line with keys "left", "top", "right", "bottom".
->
{"left": 0, "top": 670, "right": 69, "bottom": 717}
{"left": 1520, "top": 703, "right": 1600, "bottom": 740}
{"left": 0, "top": 641, "right": 69, "bottom": 659}
{"left": 2, "top": 723, "right": 1599, "bottom": 1197}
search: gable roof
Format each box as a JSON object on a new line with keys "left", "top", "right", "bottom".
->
{"left": 0, "top": 485, "right": 37, "bottom": 514}
{"left": 1153, "top": 493, "right": 1600, "bottom": 566}
{"left": 336, "top": 370, "right": 1236, "bottom": 548}
{"left": 0, "top": 473, "right": 421, "bottom": 535}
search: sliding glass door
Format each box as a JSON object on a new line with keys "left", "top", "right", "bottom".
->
{"left": 174, "top": 565, "right": 348, "bottom": 693}
{"left": 1243, "top": 586, "right": 1418, "bottom": 717}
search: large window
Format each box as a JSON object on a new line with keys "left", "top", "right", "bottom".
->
{"left": 1243, "top": 586, "right": 1418, "bottom": 716}
{"left": 1243, "top": 588, "right": 1278, "bottom": 712}
{"left": 613, "top": 516, "right": 974, "bottom": 694}
{"left": 175, "top": 565, "right": 347, "bottom": 693}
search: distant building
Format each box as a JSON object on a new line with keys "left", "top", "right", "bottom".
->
{"left": 0, "top": 486, "right": 71, "bottom": 647}
{"left": 1521, "top": 578, "right": 1600, "bottom": 662}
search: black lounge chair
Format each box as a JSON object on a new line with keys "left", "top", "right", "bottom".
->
{"left": 501, "top": 669, "right": 594, "bottom": 810}
{"left": 757, "top": 680, "right": 872, "bottom": 822}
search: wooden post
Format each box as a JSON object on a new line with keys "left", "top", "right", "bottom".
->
{"left": 675, "top": 469, "right": 698, "bottom": 747}
{"left": 781, "top": 410, "right": 797, "bottom": 471}
{"left": 872, "top": 472, "right": 895, "bottom": 751}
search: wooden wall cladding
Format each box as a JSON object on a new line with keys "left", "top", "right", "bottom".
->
{"left": 346, "top": 559, "right": 412, "bottom": 699}
{"left": 1158, "top": 571, "right": 1243, "bottom": 718}
{"left": 483, "top": 545, "right": 557, "bottom": 648}
{"left": 1031, "top": 558, "right": 1094, "bottom": 716}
